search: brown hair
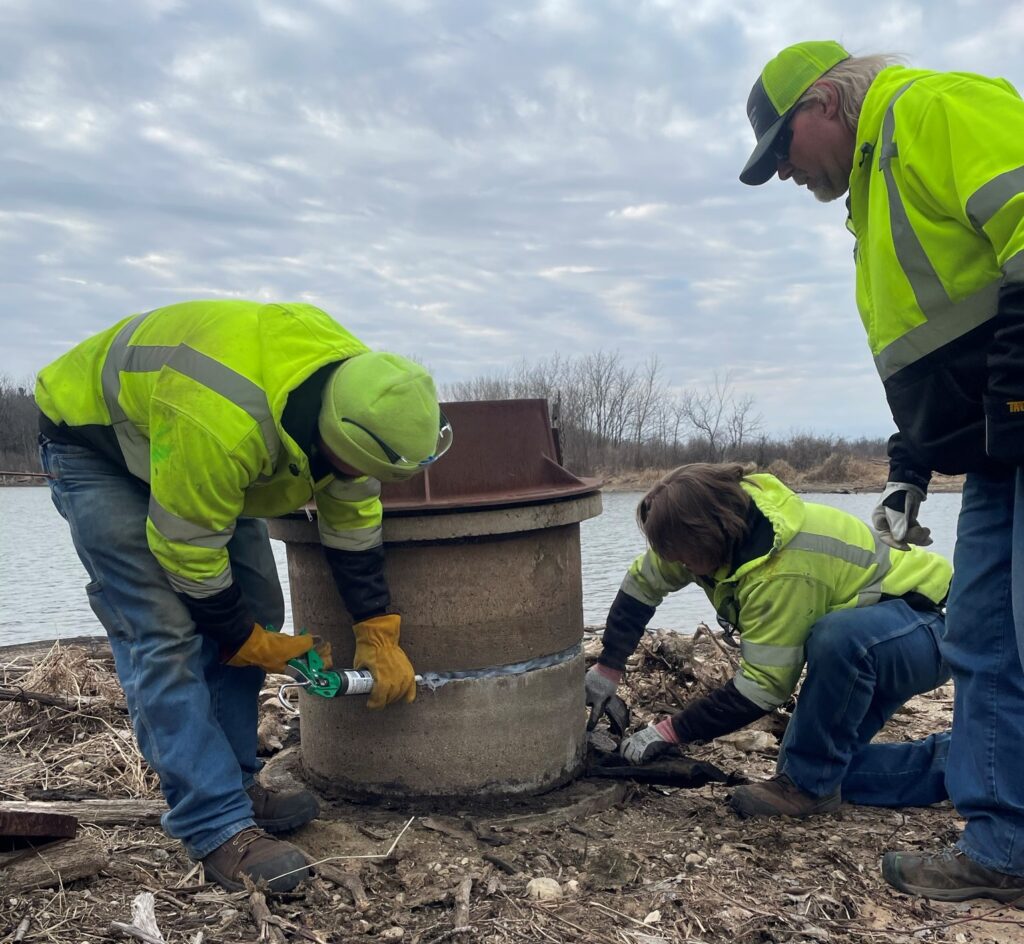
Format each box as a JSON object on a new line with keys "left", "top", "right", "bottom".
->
{"left": 636, "top": 463, "right": 754, "bottom": 568}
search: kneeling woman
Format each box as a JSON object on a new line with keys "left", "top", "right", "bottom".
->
{"left": 586, "top": 463, "right": 952, "bottom": 818}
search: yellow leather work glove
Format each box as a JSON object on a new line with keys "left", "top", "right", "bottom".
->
{"left": 352, "top": 614, "right": 416, "bottom": 709}
{"left": 227, "top": 624, "right": 318, "bottom": 674}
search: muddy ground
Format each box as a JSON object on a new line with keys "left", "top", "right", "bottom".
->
{"left": 1, "top": 631, "right": 1020, "bottom": 944}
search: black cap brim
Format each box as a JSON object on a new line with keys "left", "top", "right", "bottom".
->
{"left": 739, "top": 111, "right": 789, "bottom": 186}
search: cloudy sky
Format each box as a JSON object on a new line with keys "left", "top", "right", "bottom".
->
{"left": 2, "top": 0, "right": 1020, "bottom": 437}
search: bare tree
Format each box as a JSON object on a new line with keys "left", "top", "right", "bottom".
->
{"left": 0, "top": 374, "right": 40, "bottom": 473}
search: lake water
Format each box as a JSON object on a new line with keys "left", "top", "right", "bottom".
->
{"left": 0, "top": 486, "right": 964, "bottom": 646}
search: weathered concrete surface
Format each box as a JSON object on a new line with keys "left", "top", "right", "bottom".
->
{"left": 300, "top": 654, "right": 586, "bottom": 801}
{"left": 269, "top": 494, "right": 600, "bottom": 798}
{"left": 270, "top": 495, "right": 601, "bottom": 671}
{"left": 279, "top": 522, "right": 586, "bottom": 671}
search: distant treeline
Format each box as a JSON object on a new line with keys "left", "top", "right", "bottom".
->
{"left": 443, "top": 353, "right": 889, "bottom": 478}
{"left": 0, "top": 360, "right": 889, "bottom": 481}
{"left": 0, "top": 376, "right": 40, "bottom": 475}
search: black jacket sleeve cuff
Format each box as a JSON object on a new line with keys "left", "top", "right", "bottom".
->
{"left": 179, "top": 582, "right": 254, "bottom": 655}
{"left": 324, "top": 545, "right": 391, "bottom": 623}
{"left": 599, "top": 589, "right": 656, "bottom": 671}
{"left": 670, "top": 678, "right": 767, "bottom": 744}
{"left": 886, "top": 432, "right": 932, "bottom": 492}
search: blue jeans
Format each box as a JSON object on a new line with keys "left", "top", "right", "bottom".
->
{"left": 778, "top": 598, "right": 950, "bottom": 807}
{"left": 944, "top": 469, "right": 1024, "bottom": 876}
{"left": 40, "top": 438, "right": 284, "bottom": 859}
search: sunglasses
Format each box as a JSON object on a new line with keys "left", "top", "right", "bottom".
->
{"left": 341, "top": 410, "right": 454, "bottom": 469}
{"left": 770, "top": 121, "right": 794, "bottom": 163}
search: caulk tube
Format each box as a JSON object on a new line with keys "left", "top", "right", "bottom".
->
{"left": 338, "top": 669, "right": 426, "bottom": 695}
{"left": 336, "top": 669, "right": 375, "bottom": 695}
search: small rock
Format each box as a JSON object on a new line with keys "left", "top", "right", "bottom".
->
{"left": 719, "top": 730, "right": 775, "bottom": 753}
{"left": 525, "top": 877, "right": 562, "bottom": 901}
{"left": 643, "top": 910, "right": 662, "bottom": 925}
{"left": 684, "top": 852, "right": 706, "bottom": 867}
{"left": 564, "top": 879, "right": 580, "bottom": 895}
{"left": 379, "top": 928, "right": 404, "bottom": 941}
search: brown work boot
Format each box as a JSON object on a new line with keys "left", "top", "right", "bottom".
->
{"left": 202, "top": 827, "right": 310, "bottom": 892}
{"left": 882, "top": 847, "right": 1024, "bottom": 904}
{"left": 246, "top": 780, "right": 319, "bottom": 833}
{"left": 729, "top": 773, "right": 841, "bottom": 819}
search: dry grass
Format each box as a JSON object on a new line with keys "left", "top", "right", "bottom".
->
{"left": 1, "top": 638, "right": 1019, "bottom": 944}
{"left": 599, "top": 458, "right": 964, "bottom": 495}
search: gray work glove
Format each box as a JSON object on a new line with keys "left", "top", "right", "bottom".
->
{"left": 585, "top": 664, "right": 622, "bottom": 731}
{"left": 871, "top": 482, "right": 933, "bottom": 551}
{"left": 620, "top": 723, "right": 675, "bottom": 764}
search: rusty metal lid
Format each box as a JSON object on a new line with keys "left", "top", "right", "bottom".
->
{"left": 380, "top": 399, "right": 600, "bottom": 512}
{"left": 0, "top": 808, "right": 78, "bottom": 849}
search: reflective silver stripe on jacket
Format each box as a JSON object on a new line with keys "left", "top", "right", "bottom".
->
{"left": 854, "top": 539, "right": 892, "bottom": 606}
{"left": 318, "top": 523, "right": 383, "bottom": 552}
{"left": 165, "top": 566, "right": 234, "bottom": 598}
{"left": 873, "top": 82, "right": 1001, "bottom": 381}
{"left": 740, "top": 639, "right": 805, "bottom": 668}
{"left": 734, "top": 670, "right": 787, "bottom": 711}
{"left": 785, "top": 530, "right": 891, "bottom": 606}
{"left": 966, "top": 165, "right": 1024, "bottom": 232}
{"left": 621, "top": 553, "right": 687, "bottom": 607}
{"left": 101, "top": 312, "right": 281, "bottom": 480}
{"left": 102, "top": 314, "right": 152, "bottom": 479}
{"left": 322, "top": 476, "right": 382, "bottom": 502}
{"left": 148, "top": 496, "right": 235, "bottom": 549}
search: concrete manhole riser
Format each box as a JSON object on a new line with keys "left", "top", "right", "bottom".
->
{"left": 269, "top": 493, "right": 601, "bottom": 800}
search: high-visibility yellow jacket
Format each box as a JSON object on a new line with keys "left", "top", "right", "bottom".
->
{"left": 849, "top": 66, "right": 1024, "bottom": 478}
{"left": 36, "top": 301, "right": 388, "bottom": 639}
{"left": 603, "top": 474, "right": 951, "bottom": 711}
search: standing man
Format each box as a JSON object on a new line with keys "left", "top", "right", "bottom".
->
{"left": 739, "top": 41, "right": 1024, "bottom": 903}
{"left": 35, "top": 300, "right": 452, "bottom": 892}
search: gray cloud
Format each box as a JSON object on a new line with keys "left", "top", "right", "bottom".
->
{"left": 1, "top": 0, "right": 1020, "bottom": 435}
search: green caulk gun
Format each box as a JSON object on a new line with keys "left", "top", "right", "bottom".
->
{"left": 278, "top": 648, "right": 423, "bottom": 712}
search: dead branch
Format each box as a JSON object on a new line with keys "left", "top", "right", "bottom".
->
{"left": 0, "top": 799, "right": 164, "bottom": 827}
{"left": 0, "top": 835, "right": 108, "bottom": 892}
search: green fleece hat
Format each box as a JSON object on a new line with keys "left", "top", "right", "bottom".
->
{"left": 318, "top": 353, "right": 443, "bottom": 483}
{"left": 740, "top": 40, "right": 850, "bottom": 185}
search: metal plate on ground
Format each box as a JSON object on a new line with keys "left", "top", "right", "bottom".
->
{"left": 0, "top": 809, "right": 78, "bottom": 849}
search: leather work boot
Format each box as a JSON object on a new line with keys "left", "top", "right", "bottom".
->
{"left": 729, "top": 773, "right": 841, "bottom": 819}
{"left": 247, "top": 780, "right": 319, "bottom": 833}
{"left": 882, "top": 847, "right": 1024, "bottom": 904}
{"left": 202, "top": 827, "right": 311, "bottom": 893}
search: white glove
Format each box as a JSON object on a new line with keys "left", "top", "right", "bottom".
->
{"left": 871, "top": 481, "right": 933, "bottom": 551}
{"left": 585, "top": 664, "right": 622, "bottom": 730}
{"left": 620, "top": 723, "right": 674, "bottom": 764}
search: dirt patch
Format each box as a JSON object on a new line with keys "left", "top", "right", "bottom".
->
{"left": 1, "top": 635, "right": 1017, "bottom": 944}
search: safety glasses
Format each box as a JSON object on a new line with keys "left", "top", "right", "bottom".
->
{"left": 342, "top": 410, "right": 454, "bottom": 469}
{"left": 770, "top": 120, "right": 794, "bottom": 164}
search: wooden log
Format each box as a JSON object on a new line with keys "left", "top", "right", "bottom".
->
{"left": 0, "top": 799, "right": 164, "bottom": 827}
{"left": 0, "top": 835, "right": 108, "bottom": 892}
{"left": 452, "top": 875, "right": 472, "bottom": 932}
{"left": 0, "top": 685, "right": 122, "bottom": 711}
